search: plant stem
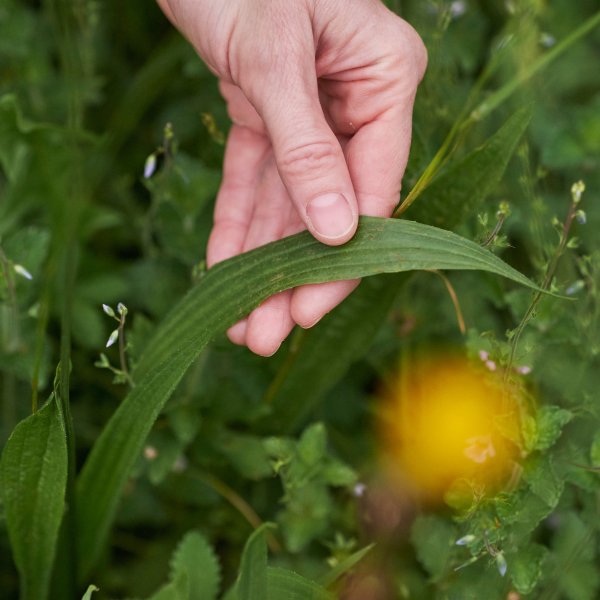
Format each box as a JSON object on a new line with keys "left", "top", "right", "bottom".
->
{"left": 187, "top": 467, "right": 282, "bottom": 553}
{"left": 504, "top": 199, "right": 579, "bottom": 380}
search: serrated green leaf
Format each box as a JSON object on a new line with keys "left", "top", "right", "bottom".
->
{"left": 237, "top": 523, "right": 274, "bottom": 600}
{"left": 0, "top": 395, "right": 68, "bottom": 600}
{"left": 524, "top": 453, "right": 564, "bottom": 508}
{"left": 410, "top": 107, "right": 531, "bottom": 230}
{"left": 297, "top": 423, "right": 327, "bottom": 466}
{"left": 148, "top": 573, "right": 188, "bottom": 600}
{"left": 321, "top": 460, "right": 357, "bottom": 487}
{"left": 528, "top": 406, "right": 573, "bottom": 452}
{"left": 267, "top": 567, "right": 334, "bottom": 600}
{"left": 509, "top": 543, "right": 547, "bottom": 594}
{"left": 411, "top": 515, "right": 456, "bottom": 581}
{"left": 75, "top": 216, "right": 543, "bottom": 579}
{"left": 318, "top": 544, "right": 374, "bottom": 588}
{"left": 169, "top": 531, "right": 220, "bottom": 600}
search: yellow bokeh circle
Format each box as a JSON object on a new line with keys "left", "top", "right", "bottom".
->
{"left": 379, "top": 352, "right": 520, "bottom": 503}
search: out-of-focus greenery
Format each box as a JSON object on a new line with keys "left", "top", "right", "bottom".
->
{"left": 0, "top": 0, "right": 599, "bottom": 599}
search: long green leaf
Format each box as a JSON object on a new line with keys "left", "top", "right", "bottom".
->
{"left": 237, "top": 523, "right": 273, "bottom": 600}
{"left": 318, "top": 544, "right": 375, "bottom": 588}
{"left": 267, "top": 568, "right": 334, "bottom": 600}
{"left": 410, "top": 106, "right": 531, "bottom": 229}
{"left": 0, "top": 395, "right": 68, "bottom": 600}
{"left": 76, "top": 216, "right": 541, "bottom": 580}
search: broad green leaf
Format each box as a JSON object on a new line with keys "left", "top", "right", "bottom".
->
{"left": 509, "top": 543, "right": 547, "bottom": 595}
{"left": 76, "top": 216, "right": 542, "bottom": 579}
{"left": 170, "top": 531, "right": 220, "bottom": 600}
{"left": 0, "top": 395, "right": 68, "bottom": 600}
{"left": 267, "top": 567, "right": 334, "bottom": 600}
{"left": 410, "top": 106, "right": 531, "bottom": 230}
{"left": 318, "top": 543, "right": 375, "bottom": 588}
{"left": 237, "top": 523, "right": 274, "bottom": 600}
{"left": 411, "top": 515, "right": 456, "bottom": 581}
{"left": 536, "top": 406, "right": 574, "bottom": 450}
{"left": 523, "top": 454, "right": 564, "bottom": 508}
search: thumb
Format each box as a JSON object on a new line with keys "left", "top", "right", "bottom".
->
{"left": 245, "top": 57, "right": 358, "bottom": 245}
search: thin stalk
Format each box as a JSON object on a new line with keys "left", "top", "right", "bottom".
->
{"left": 263, "top": 328, "right": 307, "bottom": 405}
{"left": 0, "top": 246, "right": 21, "bottom": 352}
{"left": 426, "top": 270, "right": 466, "bottom": 335}
{"left": 504, "top": 196, "right": 580, "bottom": 380}
{"left": 187, "top": 468, "right": 282, "bottom": 553}
{"left": 117, "top": 313, "right": 133, "bottom": 387}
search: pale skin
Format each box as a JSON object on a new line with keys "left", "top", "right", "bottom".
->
{"left": 156, "top": 0, "right": 427, "bottom": 356}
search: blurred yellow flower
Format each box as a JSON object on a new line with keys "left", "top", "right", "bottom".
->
{"left": 379, "top": 352, "right": 520, "bottom": 503}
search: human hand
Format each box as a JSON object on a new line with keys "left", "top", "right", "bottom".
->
{"left": 156, "top": 0, "right": 427, "bottom": 356}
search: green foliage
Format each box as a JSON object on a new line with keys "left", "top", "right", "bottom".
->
{"left": 147, "top": 531, "right": 221, "bottom": 600}
{"left": 0, "top": 395, "right": 67, "bottom": 600}
{"left": 1, "top": 1, "right": 599, "bottom": 599}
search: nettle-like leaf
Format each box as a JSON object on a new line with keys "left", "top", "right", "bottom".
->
{"left": 0, "top": 395, "right": 68, "bottom": 600}
{"left": 75, "top": 217, "right": 543, "bottom": 579}
{"left": 411, "top": 515, "right": 457, "bottom": 582}
{"left": 523, "top": 405, "right": 573, "bottom": 453}
{"left": 264, "top": 423, "right": 357, "bottom": 552}
{"left": 508, "top": 543, "right": 548, "bottom": 595}
{"left": 148, "top": 530, "right": 220, "bottom": 600}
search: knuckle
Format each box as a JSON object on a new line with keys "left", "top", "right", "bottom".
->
{"left": 279, "top": 139, "right": 340, "bottom": 179}
{"left": 386, "top": 19, "right": 428, "bottom": 82}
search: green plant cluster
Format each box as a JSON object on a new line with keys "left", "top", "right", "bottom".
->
{"left": 0, "top": 1, "right": 599, "bottom": 599}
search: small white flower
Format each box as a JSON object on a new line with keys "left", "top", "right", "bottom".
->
{"left": 571, "top": 180, "right": 585, "bottom": 204}
{"left": 485, "top": 359, "right": 497, "bottom": 372}
{"left": 449, "top": 0, "right": 467, "bottom": 18}
{"left": 353, "top": 482, "right": 367, "bottom": 498}
{"left": 456, "top": 534, "right": 476, "bottom": 546}
{"left": 575, "top": 209, "right": 586, "bottom": 225}
{"left": 106, "top": 329, "right": 119, "bottom": 348}
{"left": 540, "top": 32, "right": 556, "bottom": 48}
{"left": 143, "top": 153, "right": 157, "bottom": 179}
{"left": 566, "top": 280, "right": 585, "bottom": 296}
{"left": 117, "top": 302, "right": 128, "bottom": 317}
{"left": 102, "top": 304, "right": 115, "bottom": 317}
{"left": 516, "top": 365, "right": 532, "bottom": 375}
{"left": 478, "top": 350, "right": 489, "bottom": 361}
{"left": 144, "top": 446, "right": 158, "bottom": 460}
{"left": 13, "top": 264, "right": 33, "bottom": 280}
{"left": 496, "top": 552, "right": 507, "bottom": 577}
{"left": 464, "top": 435, "right": 496, "bottom": 464}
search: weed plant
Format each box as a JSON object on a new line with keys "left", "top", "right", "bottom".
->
{"left": 0, "top": 1, "right": 599, "bottom": 599}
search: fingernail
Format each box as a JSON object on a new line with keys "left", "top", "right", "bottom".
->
{"left": 306, "top": 193, "right": 354, "bottom": 240}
